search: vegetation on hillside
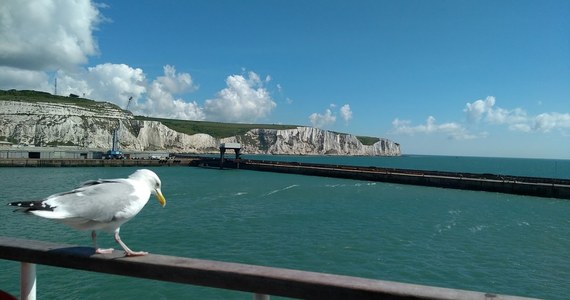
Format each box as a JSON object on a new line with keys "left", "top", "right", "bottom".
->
{"left": 135, "top": 116, "right": 298, "bottom": 139}
{"left": 135, "top": 117, "right": 380, "bottom": 145}
{"left": 2, "top": 89, "right": 382, "bottom": 146}
{"left": 0, "top": 89, "right": 123, "bottom": 111}
{"left": 355, "top": 136, "right": 380, "bottom": 145}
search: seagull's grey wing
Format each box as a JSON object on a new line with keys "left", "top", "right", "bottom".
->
{"left": 46, "top": 179, "right": 137, "bottom": 222}
{"left": 75, "top": 179, "right": 116, "bottom": 188}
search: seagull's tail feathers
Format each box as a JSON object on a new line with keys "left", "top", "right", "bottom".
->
{"left": 7, "top": 201, "right": 67, "bottom": 219}
{"left": 8, "top": 200, "right": 52, "bottom": 212}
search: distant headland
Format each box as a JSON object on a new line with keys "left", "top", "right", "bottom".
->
{"left": 0, "top": 90, "right": 400, "bottom": 156}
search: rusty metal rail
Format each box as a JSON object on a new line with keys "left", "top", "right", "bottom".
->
{"left": 0, "top": 236, "right": 536, "bottom": 300}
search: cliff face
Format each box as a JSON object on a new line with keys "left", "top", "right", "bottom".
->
{"left": 0, "top": 100, "right": 400, "bottom": 156}
{"left": 232, "top": 128, "right": 400, "bottom": 156}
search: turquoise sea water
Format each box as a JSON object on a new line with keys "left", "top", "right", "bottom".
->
{"left": 1, "top": 155, "right": 569, "bottom": 299}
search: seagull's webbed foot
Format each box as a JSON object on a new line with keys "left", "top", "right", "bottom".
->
{"left": 92, "top": 231, "right": 114, "bottom": 254}
{"left": 95, "top": 248, "right": 115, "bottom": 254}
{"left": 124, "top": 250, "right": 149, "bottom": 257}
{"left": 114, "top": 228, "right": 149, "bottom": 257}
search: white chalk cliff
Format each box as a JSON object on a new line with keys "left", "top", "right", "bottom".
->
{"left": 0, "top": 100, "right": 400, "bottom": 156}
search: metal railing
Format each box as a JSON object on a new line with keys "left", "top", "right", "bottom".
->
{"left": 0, "top": 236, "right": 536, "bottom": 300}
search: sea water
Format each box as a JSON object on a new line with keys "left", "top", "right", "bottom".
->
{"left": 0, "top": 155, "right": 569, "bottom": 299}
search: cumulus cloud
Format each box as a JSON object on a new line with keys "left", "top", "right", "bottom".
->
{"left": 57, "top": 63, "right": 146, "bottom": 108}
{"left": 0, "top": 67, "right": 51, "bottom": 91}
{"left": 464, "top": 96, "right": 528, "bottom": 127}
{"left": 55, "top": 64, "right": 205, "bottom": 120}
{"left": 0, "top": 1, "right": 279, "bottom": 122}
{"left": 309, "top": 109, "right": 336, "bottom": 128}
{"left": 155, "top": 65, "right": 196, "bottom": 94}
{"left": 142, "top": 66, "right": 204, "bottom": 120}
{"left": 464, "top": 96, "right": 570, "bottom": 133}
{"left": 392, "top": 116, "right": 483, "bottom": 140}
{"left": 340, "top": 104, "right": 353, "bottom": 123}
{"left": 203, "top": 71, "right": 276, "bottom": 123}
{"left": 0, "top": 0, "right": 101, "bottom": 71}
{"left": 533, "top": 113, "right": 570, "bottom": 133}
{"left": 395, "top": 96, "right": 570, "bottom": 139}
{"left": 464, "top": 96, "right": 496, "bottom": 122}
{"left": 309, "top": 103, "right": 353, "bottom": 128}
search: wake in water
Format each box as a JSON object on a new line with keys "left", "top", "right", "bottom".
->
{"left": 433, "top": 209, "right": 462, "bottom": 235}
{"left": 469, "top": 225, "right": 488, "bottom": 233}
{"left": 325, "top": 182, "right": 377, "bottom": 188}
{"left": 264, "top": 184, "right": 299, "bottom": 196}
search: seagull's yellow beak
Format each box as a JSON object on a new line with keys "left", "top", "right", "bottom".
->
{"left": 155, "top": 189, "right": 166, "bottom": 207}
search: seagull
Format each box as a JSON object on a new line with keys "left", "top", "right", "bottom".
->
{"left": 8, "top": 169, "right": 166, "bottom": 256}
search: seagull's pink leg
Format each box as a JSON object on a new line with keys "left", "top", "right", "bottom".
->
{"left": 92, "top": 230, "right": 114, "bottom": 254}
{"left": 114, "top": 228, "right": 148, "bottom": 256}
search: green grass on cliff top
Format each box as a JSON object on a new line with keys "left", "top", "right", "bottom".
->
{"left": 1, "top": 89, "right": 380, "bottom": 145}
{"left": 0, "top": 89, "right": 122, "bottom": 111}
{"left": 136, "top": 116, "right": 299, "bottom": 139}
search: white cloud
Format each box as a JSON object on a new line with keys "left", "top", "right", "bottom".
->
{"left": 203, "top": 71, "right": 276, "bottom": 123}
{"left": 464, "top": 96, "right": 495, "bottom": 122}
{"left": 464, "top": 96, "right": 569, "bottom": 134}
{"left": 340, "top": 104, "right": 353, "bottom": 123}
{"left": 0, "top": 67, "right": 51, "bottom": 91}
{"left": 0, "top": 0, "right": 101, "bottom": 71}
{"left": 533, "top": 113, "right": 570, "bottom": 133}
{"left": 309, "top": 109, "right": 336, "bottom": 128}
{"left": 392, "top": 116, "right": 483, "bottom": 140}
{"left": 308, "top": 103, "right": 353, "bottom": 128}
{"left": 155, "top": 65, "right": 196, "bottom": 94}
{"left": 1, "top": 1, "right": 282, "bottom": 123}
{"left": 55, "top": 64, "right": 205, "bottom": 120}
{"left": 0, "top": 1, "right": 204, "bottom": 121}
{"left": 509, "top": 123, "right": 531, "bottom": 132}
{"left": 57, "top": 63, "right": 147, "bottom": 108}
{"left": 486, "top": 107, "right": 528, "bottom": 125}
{"left": 394, "top": 96, "right": 570, "bottom": 141}
{"left": 142, "top": 65, "right": 204, "bottom": 120}
{"left": 464, "top": 96, "right": 528, "bottom": 127}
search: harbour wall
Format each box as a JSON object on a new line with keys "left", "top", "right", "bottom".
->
{"left": 1, "top": 156, "right": 568, "bottom": 199}
{"left": 192, "top": 157, "right": 570, "bottom": 200}
{"left": 0, "top": 158, "right": 198, "bottom": 167}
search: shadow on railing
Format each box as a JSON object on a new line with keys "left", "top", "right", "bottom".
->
{"left": 0, "top": 236, "right": 535, "bottom": 300}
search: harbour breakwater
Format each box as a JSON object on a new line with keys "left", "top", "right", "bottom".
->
{"left": 1, "top": 156, "right": 569, "bottom": 199}
{"left": 0, "top": 158, "right": 198, "bottom": 167}
{"left": 192, "top": 157, "right": 570, "bottom": 200}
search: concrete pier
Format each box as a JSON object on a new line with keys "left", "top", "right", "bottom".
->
{"left": 1, "top": 156, "right": 568, "bottom": 199}
{"left": 0, "top": 158, "right": 198, "bottom": 167}
{"left": 191, "top": 157, "right": 570, "bottom": 200}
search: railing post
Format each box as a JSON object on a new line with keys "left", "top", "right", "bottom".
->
{"left": 21, "top": 262, "right": 36, "bottom": 300}
{"left": 253, "top": 293, "right": 270, "bottom": 300}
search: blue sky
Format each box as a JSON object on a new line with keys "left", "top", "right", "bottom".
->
{"left": 1, "top": 0, "right": 568, "bottom": 158}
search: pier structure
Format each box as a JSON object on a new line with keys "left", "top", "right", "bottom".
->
{"left": 192, "top": 157, "right": 570, "bottom": 200}
{"left": 0, "top": 236, "right": 534, "bottom": 300}
{"left": 0, "top": 158, "right": 197, "bottom": 167}
{"left": 1, "top": 155, "right": 568, "bottom": 199}
{"left": 219, "top": 143, "right": 241, "bottom": 169}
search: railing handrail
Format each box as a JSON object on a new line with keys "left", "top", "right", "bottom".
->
{"left": 0, "top": 236, "right": 535, "bottom": 300}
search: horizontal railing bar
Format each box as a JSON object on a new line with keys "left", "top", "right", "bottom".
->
{"left": 0, "top": 236, "right": 535, "bottom": 300}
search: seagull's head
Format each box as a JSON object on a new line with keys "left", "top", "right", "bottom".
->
{"left": 131, "top": 169, "right": 167, "bottom": 207}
